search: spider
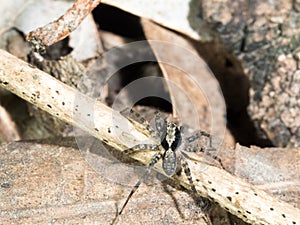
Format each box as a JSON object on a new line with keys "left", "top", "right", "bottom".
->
{"left": 118, "top": 109, "right": 222, "bottom": 217}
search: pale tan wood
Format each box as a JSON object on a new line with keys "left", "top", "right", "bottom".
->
{"left": 0, "top": 49, "right": 299, "bottom": 225}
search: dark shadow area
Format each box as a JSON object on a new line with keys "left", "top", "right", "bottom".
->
{"left": 92, "top": 4, "right": 144, "bottom": 38}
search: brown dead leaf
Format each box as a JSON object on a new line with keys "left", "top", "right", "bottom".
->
{"left": 0, "top": 139, "right": 212, "bottom": 225}
{"left": 235, "top": 145, "right": 300, "bottom": 209}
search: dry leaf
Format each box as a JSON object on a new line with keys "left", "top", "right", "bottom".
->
{"left": 0, "top": 140, "right": 210, "bottom": 225}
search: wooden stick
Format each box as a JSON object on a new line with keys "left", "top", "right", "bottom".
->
{"left": 26, "top": 0, "right": 101, "bottom": 53}
{"left": 0, "top": 49, "right": 299, "bottom": 225}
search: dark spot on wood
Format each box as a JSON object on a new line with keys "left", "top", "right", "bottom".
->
{"left": 243, "top": 215, "right": 247, "bottom": 219}
{"left": 208, "top": 181, "right": 212, "bottom": 184}
{"left": 1, "top": 183, "right": 11, "bottom": 188}
{"left": 103, "top": 139, "right": 108, "bottom": 143}
{"left": 202, "top": 185, "right": 207, "bottom": 190}
{"left": 47, "top": 104, "right": 52, "bottom": 108}
{"left": 196, "top": 179, "right": 199, "bottom": 182}
{"left": 87, "top": 114, "right": 90, "bottom": 117}
{"left": 235, "top": 192, "right": 239, "bottom": 195}
{"left": 212, "top": 188, "right": 216, "bottom": 192}
{"left": 246, "top": 211, "right": 251, "bottom": 214}
{"left": 20, "top": 79, "right": 23, "bottom": 82}
{"left": 237, "top": 210, "right": 241, "bottom": 214}
{"left": 62, "top": 102, "right": 65, "bottom": 105}
{"left": 282, "top": 214, "right": 286, "bottom": 218}
{"left": 270, "top": 207, "right": 274, "bottom": 211}
{"left": 227, "top": 196, "right": 232, "bottom": 201}
{"left": 56, "top": 90, "right": 59, "bottom": 94}
{"left": 115, "top": 125, "right": 119, "bottom": 128}
{"left": 225, "top": 207, "right": 229, "bottom": 211}
{"left": 3, "top": 81, "right": 8, "bottom": 85}
{"left": 95, "top": 128, "right": 99, "bottom": 132}
{"left": 56, "top": 113, "right": 59, "bottom": 116}
{"left": 254, "top": 193, "right": 258, "bottom": 196}
{"left": 108, "top": 128, "right": 111, "bottom": 133}
{"left": 292, "top": 221, "right": 296, "bottom": 224}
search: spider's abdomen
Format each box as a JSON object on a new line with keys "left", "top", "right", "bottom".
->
{"left": 161, "top": 122, "right": 182, "bottom": 176}
{"left": 162, "top": 149, "right": 176, "bottom": 176}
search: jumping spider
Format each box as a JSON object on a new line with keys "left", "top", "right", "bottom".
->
{"left": 118, "top": 109, "right": 222, "bottom": 217}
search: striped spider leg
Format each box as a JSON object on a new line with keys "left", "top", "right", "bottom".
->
{"left": 184, "top": 130, "right": 224, "bottom": 169}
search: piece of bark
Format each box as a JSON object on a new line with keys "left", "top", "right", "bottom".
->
{"left": 189, "top": 0, "right": 300, "bottom": 147}
{"left": 0, "top": 49, "right": 300, "bottom": 224}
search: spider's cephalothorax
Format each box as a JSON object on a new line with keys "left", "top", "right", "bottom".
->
{"left": 161, "top": 122, "right": 182, "bottom": 176}
{"left": 117, "top": 109, "right": 218, "bottom": 217}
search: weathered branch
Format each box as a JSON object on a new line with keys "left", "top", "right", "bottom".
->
{"left": 0, "top": 49, "right": 299, "bottom": 225}
{"left": 26, "top": 0, "right": 101, "bottom": 53}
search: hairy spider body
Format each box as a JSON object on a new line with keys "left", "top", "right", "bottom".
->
{"left": 117, "top": 109, "right": 219, "bottom": 218}
{"left": 161, "top": 122, "right": 181, "bottom": 176}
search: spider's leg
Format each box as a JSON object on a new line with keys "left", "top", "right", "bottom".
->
{"left": 119, "top": 150, "right": 163, "bottom": 215}
{"left": 121, "top": 108, "right": 160, "bottom": 140}
{"left": 185, "top": 145, "right": 224, "bottom": 169}
{"left": 179, "top": 155, "right": 197, "bottom": 192}
{"left": 124, "top": 144, "right": 159, "bottom": 154}
{"left": 154, "top": 111, "right": 166, "bottom": 138}
{"left": 185, "top": 130, "right": 211, "bottom": 144}
{"left": 179, "top": 155, "right": 211, "bottom": 212}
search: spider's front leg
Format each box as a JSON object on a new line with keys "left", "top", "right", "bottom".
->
{"left": 185, "top": 131, "right": 224, "bottom": 169}
{"left": 185, "top": 130, "right": 212, "bottom": 148}
{"left": 121, "top": 108, "right": 161, "bottom": 140}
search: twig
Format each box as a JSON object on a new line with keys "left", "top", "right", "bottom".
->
{"left": 26, "top": 0, "right": 101, "bottom": 53}
{"left": 0, "top": 50, "right": 299, "bottom": 225}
